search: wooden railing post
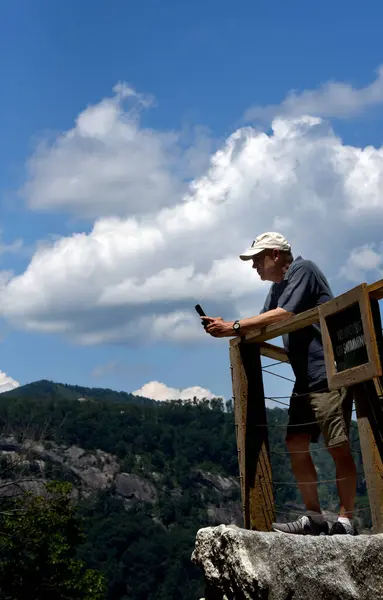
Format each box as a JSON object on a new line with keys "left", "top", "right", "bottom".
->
{"left": 230, "top": 341, "right": 275, "bottom": 531}
{"left": 354, "top": 378, "right": 383, "bottom": 533}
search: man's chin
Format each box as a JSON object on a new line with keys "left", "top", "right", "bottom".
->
{"left": 260, "top": 274, "right": 273, "bottom": 282}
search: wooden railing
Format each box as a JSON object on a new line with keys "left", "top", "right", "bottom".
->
{"left": 229, "top": 280, "right": 383, "bottom": 533}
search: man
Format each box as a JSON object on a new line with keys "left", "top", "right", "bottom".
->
{"left": 202, "top": 232, "right": 357, "bottom": 536}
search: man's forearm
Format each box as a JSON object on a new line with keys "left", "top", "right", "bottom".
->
{"left": 235, "top": 308, "right": 293, "bottom": 334}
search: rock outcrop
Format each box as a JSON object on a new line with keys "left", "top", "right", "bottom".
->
{"left": 115, "top": 473, "right": 157, "bottom": 502}
{"left": 0, "top": 437, "right": 241, "bottom": 527}
{"left": 192, "top": 524, "right": 383, "bottom": 600}
{"left": 197, "top": 470, "right": 242, "bottom": 526}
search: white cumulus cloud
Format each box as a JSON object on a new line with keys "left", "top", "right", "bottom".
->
{"left": 245, "top": 65, "right": 383, "bottom": 123}
{"left": 22, "top": 82, "right": 212, "bottom": 219}
{"left": 2, "top": 86, "right": 383, "bottom": 345}
{"left": 133, "top": 380, "right": 220, "bottom": 402}
{"left": 0, "top": 371, "right": 20, "bottom": 394}
{"left": 340, "top": 244, "right": 383, "bottom": 283}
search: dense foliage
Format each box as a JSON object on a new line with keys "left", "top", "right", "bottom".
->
{"left": 78, "top": 492, "right": 206, "bottom": 600}
{"left": 0, "top": 381, "right": 370, "bottom": 599}
{"left": 0, "top": 481, "right": 105, "bottom": 600}
{"left": 0, "top": 387, "right": 237, "bottom": 477}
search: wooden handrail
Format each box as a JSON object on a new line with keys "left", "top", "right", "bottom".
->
{"left": 230, "top": 307, "right": 319, "bottom": 347}
{"left": 367, "top": 279, "right": 383, "bottom": 300}
{"left": 230, "top": 280, "right": 383, "bottom": 347}
{"left": 259, "top": 342, "right": 289, "bottom": 363}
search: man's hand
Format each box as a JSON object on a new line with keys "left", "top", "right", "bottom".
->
{"left": 201, "top": 307, "right": 292, "bottom": 338}
{"left": 201, "top": 316, "right": 235, "bottom": 338}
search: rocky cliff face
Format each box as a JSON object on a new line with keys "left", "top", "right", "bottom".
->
{"left": 192, "top": 524, "right": 383, "bottom": 600}
{"left": 0, "top": 437, "right": 242, "bottom": 525}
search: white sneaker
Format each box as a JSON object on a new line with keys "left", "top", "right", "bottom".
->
{"left": 272, "top": 515, "right": 329, "bottom": 535}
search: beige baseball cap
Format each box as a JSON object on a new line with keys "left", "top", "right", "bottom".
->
{"left": 239, "top": 232, "right": 291, "bottom": 261}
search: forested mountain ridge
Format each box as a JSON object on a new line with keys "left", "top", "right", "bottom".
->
{"left": 1, "top": 378, "right": 155, "bottom": 406}
{"left": 0, "top": 380, "right": 370, "bottom": 600}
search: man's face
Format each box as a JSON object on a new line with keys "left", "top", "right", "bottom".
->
{"left": 252, "top": 249, "right": 283, "bottom": 282}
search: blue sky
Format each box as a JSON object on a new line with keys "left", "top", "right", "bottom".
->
{"left": 1, "top": 0, "right": 383, "bottom": 401}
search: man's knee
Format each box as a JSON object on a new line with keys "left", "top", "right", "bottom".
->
{"left": 286, "top": 433, "right": 311, "bottom": 453}
{"left": 328, "top": 441, "right": 353, "bottom": 460}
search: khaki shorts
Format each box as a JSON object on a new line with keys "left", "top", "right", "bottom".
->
{"left": 287, "top": 387, "right": 353, "bottom": 447}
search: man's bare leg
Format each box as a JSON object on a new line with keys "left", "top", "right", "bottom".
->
{"left": 272, "top": 433, "right": 328, "bottom": 534}
{"left": 328, "top": 442, "right": 356, "bottom": 518}
{"left": 286, "top": 433, "right": 321, "bottom": 513}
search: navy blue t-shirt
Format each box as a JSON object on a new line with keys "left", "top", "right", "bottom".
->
{"left": 261, "top": 256, "right": 333, "bottom": 392}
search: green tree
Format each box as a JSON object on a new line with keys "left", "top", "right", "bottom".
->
{"left": 0, "top": 481, "right": 106, "bottom": 600}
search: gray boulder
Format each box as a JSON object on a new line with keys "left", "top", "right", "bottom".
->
{"left": 115, "top": 473, "right": 157, "bottom": 502}
{"left": 192, "top": 524, "right": 383, "bottom": 600}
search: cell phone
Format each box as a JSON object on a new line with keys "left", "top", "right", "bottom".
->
{"left": 194, "top": 304, "right": 206, "bottom": 317}
{"left": 195, "top": 304, "right": 207, "bottom": 329}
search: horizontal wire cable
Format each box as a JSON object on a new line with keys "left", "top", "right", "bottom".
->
{"left": 265, "top": 387, "right": 330, "bottom": 399}
{"left": 265, "top": 397, "right": 290, "bottom": 408}
{"left": 254, "top": 417, "right": 359, "bottom": 428}
{"left": 267, "top": 506, "right": 371, "bottom": 517}
{"left": 271, "top": 507, "right": 371, "bottom": 516}
{"left": 254, "top": 420, "right": 319, "bottom": 428}
{"left": 262, "top": 360, "right": 286, "bottom": 369}
{"left": 262, "top": 369, "right": 295, "bottom": 383}
{"left": 261, "top": 446, "right": 362, "bottom": 456}
{"left": 235, "top": 473, "right": 364, "bottom": 484}
{"left": 272, "top": 477, "right": 346, "bottom": 486}
{"left": 265, "top": 394, "right": 293, "bottom": 399}
{"left": 272, "top": 470, "right": 366, "bottom": 486}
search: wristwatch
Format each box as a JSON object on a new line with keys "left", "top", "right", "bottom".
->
{"left": 233, "top": 320, "right": 241, "bottom": 333}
